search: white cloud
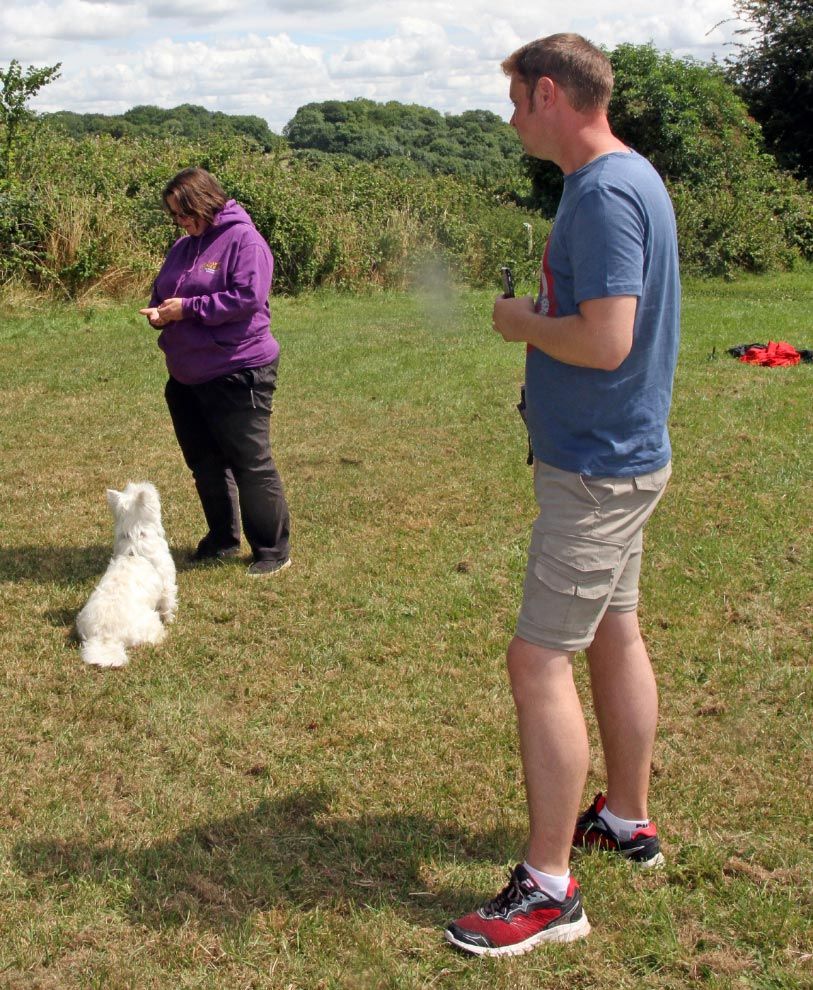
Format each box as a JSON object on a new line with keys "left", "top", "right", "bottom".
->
{"left": 147, "top": 0, "right": 245, "bottom": 19}
{"left": 37, "top": 33, "right": 332, "bottom": 123}
{"left": 268, "top": 0, "right": 367, "bottom": 9}
{"left": 328, "top": 19, "right": 452, "bottom": 79}
{"left": 0, "top": 0, "right": 146, "bottom": 42}
{"left": 3, "top": 0, "right": 740, "bottom": 133}
{"left": 590, "top": 2, "right": 739, "bottom": 58}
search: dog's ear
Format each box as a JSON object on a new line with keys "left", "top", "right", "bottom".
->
{"left": 106, "top": 489, "right": 122, "bottom": 512}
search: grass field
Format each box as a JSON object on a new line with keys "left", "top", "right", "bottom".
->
{"left": 0, "top": 269, "right": 811, "bottom": 989}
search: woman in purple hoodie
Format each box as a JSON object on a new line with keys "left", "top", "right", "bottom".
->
{"left": 140, "top": 167, "right": 291, "bottom": 576}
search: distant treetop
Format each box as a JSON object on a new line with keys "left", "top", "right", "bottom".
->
{"left": 42, "top": 103, "right": 284, "bottom": 152}
{"left": 282, "top": 97, "right": 525, "bottom": 189}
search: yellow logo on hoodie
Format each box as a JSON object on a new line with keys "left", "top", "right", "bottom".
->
{"left": 202, "top": 261, "right": 220, "bottom": 272}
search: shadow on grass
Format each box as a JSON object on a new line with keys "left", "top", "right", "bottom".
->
{"left": 0, "top": 545, "right": 215, "bottom": 582}
{"left": 0, "top": 546, "right": 110, "bottom": 584}
{"left": 43, "top": 606, "right": 81, "bottom": 630}
{"left": 14, "top": 788, "right": 516, "bottom": 930}
{"left": 172, "top": 548, "right": 249, "bottom": 574}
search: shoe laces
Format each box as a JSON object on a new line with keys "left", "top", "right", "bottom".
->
{"left": 481, "top": 869, "right": 526, "bottom": 918}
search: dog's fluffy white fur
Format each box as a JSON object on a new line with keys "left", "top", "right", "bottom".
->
{"left": 76, "top": 482, "right": 177, "bottom": 668}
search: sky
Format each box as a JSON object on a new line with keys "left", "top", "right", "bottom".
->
{"left": 2, "top": 0, "right": 744, "bottom": 135}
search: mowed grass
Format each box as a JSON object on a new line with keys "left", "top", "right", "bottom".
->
{"left": 0, "top": 269, "right": 810, "bottom": 989}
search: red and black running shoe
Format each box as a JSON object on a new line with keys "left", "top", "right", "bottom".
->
{"left": 572, "top": 793, "right": 664, "bottom": 867}
{"left": 444, "top": 864, "right": 590, "bottom": 957}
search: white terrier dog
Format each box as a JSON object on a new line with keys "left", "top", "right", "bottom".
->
{"left": 76, "top": 482, "right": 177, "bottom": 668}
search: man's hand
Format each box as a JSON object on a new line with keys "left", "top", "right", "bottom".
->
{"left": 492, "top": 294, "right": 537, "bottom": 343}
{"left": 491, "top": 293, "right": 637, "bottom": 370}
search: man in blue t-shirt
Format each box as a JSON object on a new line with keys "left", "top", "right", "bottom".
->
{"left": 445, "top": 34, "right": 680, "bottom": 958}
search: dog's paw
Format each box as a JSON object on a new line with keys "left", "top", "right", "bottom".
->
{"left": 91, "top": 655, "right": 129, "bottom": 669}
{"left": 80, "top": 639, "right": 128, "bottom": 668}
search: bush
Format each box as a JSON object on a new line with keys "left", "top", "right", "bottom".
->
{"left": 0, "top": 128, "right": 174, "bottom": 296}
{"left": 0, "top": 127, "right": 547, "bottom": 298}
{"left": 611, "top": 44, "right": 813, "bottom": 273}
{"left": 668, "top": 145, "right": 813, "bottom": 278}
{"left": 218, "top": 153, "right": 546, "bottom": 294}
{"left": 0, "top": 186, "right": 45, "bottom": 281}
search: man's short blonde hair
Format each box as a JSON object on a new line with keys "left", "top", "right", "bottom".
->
{"left": 502, "top": 33, "right": 614, "bottom": 113}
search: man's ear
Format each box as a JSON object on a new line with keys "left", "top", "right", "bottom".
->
{"left": 533, "top": 75, "right": 557, "bottom": 110}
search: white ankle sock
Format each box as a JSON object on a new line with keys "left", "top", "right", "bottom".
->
{"left": 598, "top": 803, "right": 649, "bottom": 841}
{"left": 522, "top": 861, "right": 570, "bottom": 901}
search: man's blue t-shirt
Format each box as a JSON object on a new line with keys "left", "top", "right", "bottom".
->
{"left": 526, "top": 149, "right": 680, "bottom": 477}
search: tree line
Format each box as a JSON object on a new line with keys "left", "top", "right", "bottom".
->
{"left": 1, "top": 3, "right": 811, "bottom": 295}
{"left": 45, "top": 103, "right": 284, "bottom": 153}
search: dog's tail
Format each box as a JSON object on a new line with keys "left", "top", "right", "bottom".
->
{"left": 80, "top": 637, "right": 128, "bottom": 668}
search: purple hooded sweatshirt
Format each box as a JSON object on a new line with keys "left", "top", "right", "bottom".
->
{"left": 150, "top": 200, "right": 279, "bottom": 385}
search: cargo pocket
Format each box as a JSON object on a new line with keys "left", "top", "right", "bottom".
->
{"left": 633, "top": 463, "right": 672, "bottom": 492}
{"left": 532, "top": 532, "right": 625, "bottom": 638}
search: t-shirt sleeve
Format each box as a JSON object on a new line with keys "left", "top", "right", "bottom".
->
{"left": 568, "top": 186, "right": 645, "bottom": 304}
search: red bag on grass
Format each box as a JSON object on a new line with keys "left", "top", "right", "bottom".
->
{"left": 739, "top": 341, "right": 801, "bottom": 366}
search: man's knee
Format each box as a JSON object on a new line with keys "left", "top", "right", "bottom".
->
{"left": 506, "top": 636, "right": 573, "bottom": 708}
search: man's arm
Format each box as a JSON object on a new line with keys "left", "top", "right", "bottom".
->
{"left": 492, "top": 294, "right": 637, "bottom": 371}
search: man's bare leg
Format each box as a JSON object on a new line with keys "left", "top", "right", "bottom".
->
{"left": 585, "top": 609, "right": 658, "bottom": 821}
{"left": 507, "top": 635, "right": 589, "bottom": 875}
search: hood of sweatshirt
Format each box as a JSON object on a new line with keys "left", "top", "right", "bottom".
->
{"left": 187, "top": 198, "right": 256, "bottom": 246}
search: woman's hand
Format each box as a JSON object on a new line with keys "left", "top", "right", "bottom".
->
{"left": 156, "top": 297, "right": 185, "bottom": 323}
{"left": 139, "top": 306, "right": 168, "bottom": 328}
{"left": 139, "top": 297, "right": 184, "bottom": 327}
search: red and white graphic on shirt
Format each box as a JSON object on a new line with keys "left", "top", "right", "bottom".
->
{"left": 536, "top": 238, "right": 557, "bottom": 317}
{"left": 528, "top": 238, "right": 557, "bottom": 355}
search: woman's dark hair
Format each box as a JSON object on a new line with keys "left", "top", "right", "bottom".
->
{"left": 162, "top": 167, "right": 228, "bottom": 224}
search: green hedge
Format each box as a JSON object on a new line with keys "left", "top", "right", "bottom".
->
{"left": 0, "top": 128, "right": 547, "bottom": 298}
{"left": 2, "top": 112, "right": 812, "bottom": 298}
